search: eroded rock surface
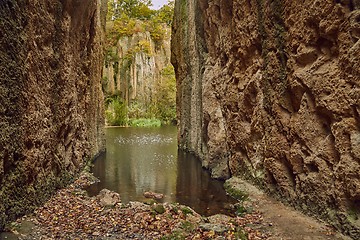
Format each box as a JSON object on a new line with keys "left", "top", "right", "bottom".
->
{"left": 103, "top": 29, "right": 171, "bottom": 102}
{"left": 172, "top": 0, "right": 360, "bottom": 237}
{"left": 0, "top": 0, "right": 106, "bottom": 229}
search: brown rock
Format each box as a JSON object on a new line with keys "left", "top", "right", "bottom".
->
{"left": 143, "top": 191, "right": 164, "bottom": 199}
{"left": 97, "top": 189, "right": 121, "bottom": 207}
{"left": 172, "top": 0, "right": 360, "bottom": 237}
{"left": 0, "top": 0, "right": 106, "bottom": 230}
{"left": 207, "top": 214, "right": 233, "bottom": 224}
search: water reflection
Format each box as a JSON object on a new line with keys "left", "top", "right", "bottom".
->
{"left": 87, "top": 126, "right": 235, "bottom": 216}
{"left": 176, "top": 150, "right": 235, "bottom": 216}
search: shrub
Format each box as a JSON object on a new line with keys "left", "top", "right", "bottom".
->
{"left": 105, "top": 97, "right": 128, "bottom": 126}
{"left": 129, "top": 118, "right": 161, "bottom": 127}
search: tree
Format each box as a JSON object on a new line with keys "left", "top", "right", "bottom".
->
{"left": 113, "top": 0, "right": 155, "bottom": 20}
{"left": 152, "top": 65, "right": 176, "bottom": 123}
{"left": 107, "top": 0, "right": 115, "bottom": 21}
{"left": 156, "top": 1, "right": 174, "bottom": 26}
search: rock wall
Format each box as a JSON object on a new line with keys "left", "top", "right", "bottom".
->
{"left": 103, "top": 27, "right": 171, "bottom": 105}
{"left": 0, "top": 0, "right": 106, "bottom": 229}
{"left": 172, "top": 0, "right": 360, "bottom": 237}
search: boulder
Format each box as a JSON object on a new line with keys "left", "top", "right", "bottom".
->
{"left": 143, "top": 191, "right": 164, "bottom": 200}
{"left": 199, "top": 223, "right": 228, "bottom": 233}
{"left": 97, "top": 189, "right": 121, "bottom": 207}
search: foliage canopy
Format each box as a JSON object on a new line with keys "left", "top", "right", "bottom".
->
{"left": 106, "top": 0, "right": 174, "bottom": 44}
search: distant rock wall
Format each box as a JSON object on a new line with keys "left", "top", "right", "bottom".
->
{"left": 103, "top": 27, "right": 171, "bottom": 105}
{"left": 172, "top": 0, "right": 360, "bottom": 237}
{"left": 0, "top": 0, "right": 106, "bottom": 229}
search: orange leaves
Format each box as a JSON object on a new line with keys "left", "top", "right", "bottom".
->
{"left": 19, "top": 172, "right": 271, "bottom": 239}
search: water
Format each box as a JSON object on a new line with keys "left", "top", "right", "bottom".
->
{"left": 87, "top": 126, "right": 236, "bottom": 216}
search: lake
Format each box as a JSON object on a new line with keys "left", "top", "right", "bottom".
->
{"left": 87, "top": 126, "right": 236, "bottom": 216}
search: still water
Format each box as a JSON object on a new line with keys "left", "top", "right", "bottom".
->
{"left": 87, "top": 126, "right": 236, "bottom": 216}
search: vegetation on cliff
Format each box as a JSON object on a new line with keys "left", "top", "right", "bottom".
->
{"left": 106, "top": 0, "right": 173, "bottom": 44}
{"left": 104, "top": 0, "right": 176, "bottom": 127}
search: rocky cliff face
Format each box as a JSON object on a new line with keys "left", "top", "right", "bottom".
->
{"left": 0, "top": 0, "right": 106, "bottom": 229}
{"left": 103, "top": 26, "right": 171, "bottom": 105}
{"left": 172, "top": 0, "right": 360, "bottom": 237}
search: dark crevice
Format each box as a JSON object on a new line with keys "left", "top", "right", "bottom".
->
{"left": 352, "top": 105, "right": 360, "bottom": 131}
{"left": 329, "top": 133, "right": 341, "bottom": 164}
{"left": 87, "top": 10, "right": 96, "bottom": 57}
{"left": 266, "top": 169, "right": 277, "bottom": 186}
{"left": 335, "top": 0, "right": 355, "bottom": 10}
{"left": 351, "top": 200, "right": 360, "bottom": 216}
{"left": 306, "top": 162, "right": 319, "bottom": 173}
{"left": 281, "top": 156, "right": 296, "bottom": 188}
{"left": 25, "top": 140, "right": 34, "bottom": 149}
{"left": 301, "top": 148, "right": 311, "bottom": 157}
{"left": 202, "top": 112, "right": 210, "bottom": 146}
{"left": 290, "top": 83, "right": 305, "bottom": 112}
{"left": 316, "top": 106, "right": 333, "bottom": 134}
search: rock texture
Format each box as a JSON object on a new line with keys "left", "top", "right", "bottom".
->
{"left": 97, "top": 188, "right": 121, "bottom": 207}
{"left": 0, "top": 0, "right": 106, "bottom": 229}
{"left": 172, "top": 0, "right": 360, "bottom": 237}
{"left": 103, "top": 27, "right": 171, "bottom": 105}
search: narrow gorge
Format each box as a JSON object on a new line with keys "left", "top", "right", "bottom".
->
{"left": 1, "top": 0, "right": 359, "bottom": 238}
{"left": 0, "top": 0, "right": 106, "bottom": 230}
{"left": 172, "top": 0, "right": 360, "bottom": 237}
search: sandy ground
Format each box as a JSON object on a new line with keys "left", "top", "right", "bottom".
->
{"left": 226, "top": 177, "right": 352, "bottom": 240}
